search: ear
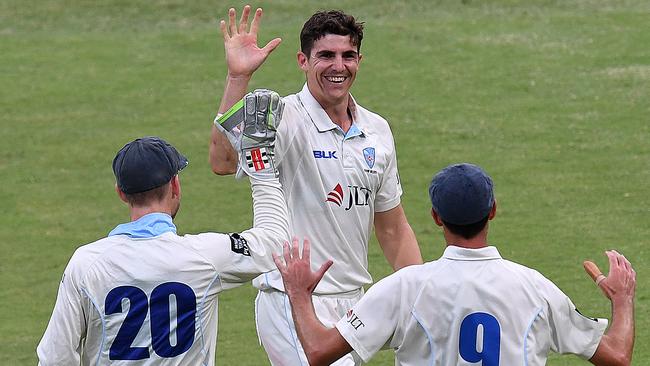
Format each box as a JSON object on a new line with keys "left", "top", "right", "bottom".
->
{"left": 431, "top": 208, "right": 443, "bottom": 227}
{"left": 115, "top": 184, "right": 129, "bottom": 204}
{"left": 297, "top": 51, "right": 309, "bottom": 71}
{"left": 358, "top": 53, "right": 363, "bottom": 64}
{"left": 170, "top": 175, "right": 181, "bottom": 199}
{"left": 488, "top": 200, "right": 497, "bottom": 220}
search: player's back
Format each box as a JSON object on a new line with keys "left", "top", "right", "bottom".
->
{"left": 391, "top": 246, "right": 602, "bottom": 365}
{"left": 39, "top": 231, "right": 247, "bottom": 366}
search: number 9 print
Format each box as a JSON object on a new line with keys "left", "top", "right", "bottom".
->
{"left": 459, "top": 312, "right": 501, "bottom": 365}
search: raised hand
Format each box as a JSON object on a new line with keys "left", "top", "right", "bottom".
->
{"left": 220, "top": 5, "right": 282, "bottom": 79}
{"left": 598, "top": 250, "right": 636, "bottom": 302}
{"left": 273, "top": 238, "right": 333, "bottom": 297}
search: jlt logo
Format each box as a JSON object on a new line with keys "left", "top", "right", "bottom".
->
{"left": 346, "top": 309, "right": 365, "bottom": 330}
{"left": 326, "top": 183, "right": 372, "bottom": 211}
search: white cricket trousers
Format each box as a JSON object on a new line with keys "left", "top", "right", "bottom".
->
{"left": 255, "top": 288, "right": 364, "bottom": 366}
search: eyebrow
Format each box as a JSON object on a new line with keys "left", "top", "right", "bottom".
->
{"left": 314, "top": 50, "right": 359, "bottom": 57}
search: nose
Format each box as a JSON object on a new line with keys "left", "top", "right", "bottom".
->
{"left": 332, "top": 55, "right": 345, "bottom": 71}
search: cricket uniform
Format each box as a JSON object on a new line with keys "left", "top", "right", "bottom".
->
{"left": 336, "top": 245, "right": 608, "bottom": 365}
{"left": 254, "top": 84, "right": 403, "bottom": 365}
{"left": 37, "top": 178, "right": 289, "bottom": 366}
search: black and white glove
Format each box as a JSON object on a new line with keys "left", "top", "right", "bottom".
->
{"left": 215, "top": 89, "right": 284, "bottom": 180}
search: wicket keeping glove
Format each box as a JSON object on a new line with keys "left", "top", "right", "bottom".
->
{"left": 215, "top": 89, "right": 284, "bottom": 180}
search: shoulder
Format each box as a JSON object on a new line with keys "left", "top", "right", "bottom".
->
{"left": 368, "top": 261, "right": 437, "bottom": 297}
{"left": 356, "top": 103, "right": 392, "bottom": 131}
{"left": 64, "top": 236, "right": 123, "bottom": 284}
{"left": 499, "top": 258, "right": 563, "bottom": 296}
{"left": 177, "top": 232, "right": 239, "bottom": 264}
{"left": 354, "top": 102, "right": 395, "bottom": 148}
{"left": 177, "top": 232, "right": 231, "bottom": 253}
{"left": 277, "top": 93, "right": 308, "bottom": 134}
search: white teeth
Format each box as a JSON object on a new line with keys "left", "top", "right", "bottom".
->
{"left": 325, "top": 76, "right": 346, "bottom": 83}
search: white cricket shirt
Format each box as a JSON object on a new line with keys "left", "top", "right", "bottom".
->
{"left": 336, "top": 245, "right": 608, "bottom": 365}
{"left": 37, "top": 179, "right": 289, "bottom": 365}
{"left": 253, "top": 84, "right": 403, "bottom": 294}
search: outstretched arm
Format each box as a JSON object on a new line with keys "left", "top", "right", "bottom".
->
{"left": 374, "top": 204, "right": 422, "bottom": 270}
{"left": 587, "top": 250, "right": 636, "bottom": 366}
{"left": 210, "top": 5, "right": 282, "bottom": 175}
{"left": 274, "top": 238, "right": 353, "bottom": 366}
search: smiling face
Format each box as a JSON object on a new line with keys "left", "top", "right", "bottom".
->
{"left": 297, "top": 34, "right": 362, "bottom": 109}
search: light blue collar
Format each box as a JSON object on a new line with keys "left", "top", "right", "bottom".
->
{"left": 108, "top": 213, "right": 177, "bottom": 238}
{"left": 343, "top": 124, "right": 364, "bottom": 140}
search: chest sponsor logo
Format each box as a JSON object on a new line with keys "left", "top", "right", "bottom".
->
{"left": 229, "top": 233, "right": 251, "bottom": 256}
{"left": 326, "top": 183, "right": 344, "bottom": 206}
{"left": 313, "top": 150, "right": 338, "bottom": 159}
{"left": 346, "top": 309, "right": 365, "bottom": 330}
{"left": 362, "top": 147, "right": 375, "bottom": 169}
{"left": 326, "top": 183, "right": 372, "bottom": 211}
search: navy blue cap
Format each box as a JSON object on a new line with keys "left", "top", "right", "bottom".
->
{"left": 429, "top": 163, "right": 494, "bottom": 225}
{"left": 112, "top": 137, "right": 189, "bottom": 194}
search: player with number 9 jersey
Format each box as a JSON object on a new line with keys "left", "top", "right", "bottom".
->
{"left": 276, "top": 163, "right": 635, "bottom": 366}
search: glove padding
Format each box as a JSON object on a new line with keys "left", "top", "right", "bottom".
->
{"left": 215, "top": 89, "right": 284, "bottom": 180}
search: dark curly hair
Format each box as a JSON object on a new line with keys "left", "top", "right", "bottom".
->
{"left": 300, "top": 10, "right": 364, "bottom": 57}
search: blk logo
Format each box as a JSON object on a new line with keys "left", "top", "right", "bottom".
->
{"left": 346, "top": 309, "right": 365, "bottom": 330}
{"left": 313, "top": 150, "right": 338, "bottom": 159}
{"left": 326, "top": 183, "right": 372, "bottom": 211}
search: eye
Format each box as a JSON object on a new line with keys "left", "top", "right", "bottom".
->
{"left": 317, "top": 52, "right": 335, "bottom": 59}
{"left": 343, "top": 52, "right": 358, "bottom": 60}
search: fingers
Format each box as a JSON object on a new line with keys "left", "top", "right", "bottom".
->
{"left": 228, "top": 8, "right": 237, "bottom": 36}
{"left": 583, "top": 260, "right": 605, "bottom": 285}
{"left": 219, "top": 20, "right": 229, "bottom": 41}
{"left": 605, "top": 250, "right": 619, "bottom": 275}
{"left": 315, "top": 260, "right": 333, "bottom": 283}
{"left": 262, "top": 37, "right": 283, "bottom": 55}
{"left": 282, "top": 241, "right": 291, "bottom": 263}
{"left": 272, "top": 252, "right": 285, "bottom": 271}
{"left": 291, "top": 237, "right": 300, "bottom": 261}
{"left": 250, "top": 8, "right": 263, "bottom": 35}
{"left": 302, "top": 237, "right": 311, "bottom": 261}
{"left": 239, "top": 5, "right": 251, "bottom": 34}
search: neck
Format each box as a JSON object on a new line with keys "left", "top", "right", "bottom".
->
{"left": 323, "top": 99, "right": 351, "bottom": 129}
{"left": 308, "top": 85, "right": 353, "bottom": 132}
{"left": 443, "top": 229, "right": 489, "bottom": 249}
{"left": 129, "top": 204, "right": 171, "bottom": 222}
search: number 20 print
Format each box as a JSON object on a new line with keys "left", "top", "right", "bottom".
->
{"left": 105, "top": 282, "right": 197, "bottom": 360}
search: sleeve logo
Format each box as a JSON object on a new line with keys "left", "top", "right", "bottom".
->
{"left": 346, "top": 309, "right": 365, "bottom": 330}
{"left": 229, "top": 233, "right": 251, "bottom": 256}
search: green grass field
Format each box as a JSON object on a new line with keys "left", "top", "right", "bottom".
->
{"left": 1, "top": 0, "right": 648, "bottom": 364}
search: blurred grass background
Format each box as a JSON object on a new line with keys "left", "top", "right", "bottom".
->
{"left": 1, "top": 0, "right": 648, "bottom": 364}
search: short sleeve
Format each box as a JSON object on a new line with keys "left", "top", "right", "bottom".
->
{"left": 374, "top": 133, "right": 402, "bottom": 213}
{"left": 544, "top": 279, "right": 608, "bottom": 358}
{"left": 335, "top": 271, "right": 404, "bottom": 362}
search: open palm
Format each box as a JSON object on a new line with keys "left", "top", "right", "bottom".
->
{"left": 220, "top": 6, "right": 282, "bottom": 78}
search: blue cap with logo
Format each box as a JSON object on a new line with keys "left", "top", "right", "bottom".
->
{"left": 428, "top": 163, "right": 494, "bottom": 225}
{"left": 112, "top": 136, "right": 189, "bottom": 194}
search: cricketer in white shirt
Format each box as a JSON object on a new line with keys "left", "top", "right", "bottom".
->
{"left": 210, "top": 7, "right": 422, "bottom": 365}
{"left": 37, "top": 136, "right": 290, "bottom": 365}
{"left": 275, "top": 163, "right": 636, "bottom": 366}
